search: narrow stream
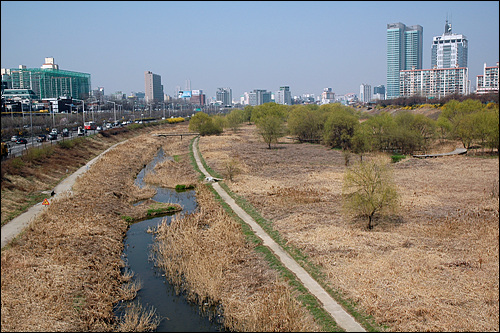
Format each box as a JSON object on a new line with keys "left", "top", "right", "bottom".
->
{"left": 117, "top": 148, "right": 223, "bottom": 332}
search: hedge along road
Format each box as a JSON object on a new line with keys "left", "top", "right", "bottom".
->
{"left": 1, "top": 139, "right": 130, "bottom": 249}
{"left": 191, "top": 136, "right": 366, "bottom": 333}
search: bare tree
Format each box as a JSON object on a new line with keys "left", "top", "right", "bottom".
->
{"left": 342, "top": 158, "right": 398, "bottom": 230}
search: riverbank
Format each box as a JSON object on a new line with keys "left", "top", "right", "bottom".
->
{"left": 1, "top": 123, "right": 322, "bottom": 331}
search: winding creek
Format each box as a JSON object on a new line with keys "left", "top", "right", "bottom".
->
{"left": 117, "top": 147, "right": 223, "bottom": 332}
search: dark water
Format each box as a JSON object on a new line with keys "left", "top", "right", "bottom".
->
{"left": 118, "top": 148, "right": 222, "bottom": 332}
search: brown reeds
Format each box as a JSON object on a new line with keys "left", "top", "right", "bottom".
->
{"left": 153, "top": 183, "right": 320, "bottom": 332}
{"left": 1, "top": 125, "right": 189, "bottom": 331}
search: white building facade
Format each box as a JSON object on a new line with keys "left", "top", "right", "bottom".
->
{"left": 476, "top": 62, "right": 499, "bottom": 95}
{"left": 399, "top": 66, "right": 470, "bottom": 98}
{"left": 359, "top": 84, "right": 372, "bottom": 103}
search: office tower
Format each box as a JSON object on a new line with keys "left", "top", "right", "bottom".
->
{"left": 399, "top": 66, "right": 469, "bottom": 98}
{"left": 431, "top": 19, "right": 468, "bottom": 69}
{"left": 144, "top": 71, "right": 163, "bottom": 103}
{"left": 248, "top": 89, "right": 271, "bottom": 106}
{"left": 373, "top": 85, "right": 385, "bottom": 100}
{"left": 216, "top": 87, "right": 233, "bottom": 106}
{"left": 359, "top": 84, "right": 372, "bottom": 103}
{"left": 387, "top": 22, "right": 423, "bottom": 99}
{"left": 275, "top": 86, "right": 292, "bottom": 105}
{"left": 476, "top": 62, "right": 499, "bottom": 94}
{"left": 1, "top": 57, "right": 90, "bottom": 100}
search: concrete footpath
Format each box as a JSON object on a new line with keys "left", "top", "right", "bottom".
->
{"left": 192, "top": 137, "right": 366, "bottom": 332}
{"left": 1, "top": 140, "right": 128, "bottom": 249}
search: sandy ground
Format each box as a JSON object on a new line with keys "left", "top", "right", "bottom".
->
{"left": 198, "top": 123, "right": 499, "bottom": 332}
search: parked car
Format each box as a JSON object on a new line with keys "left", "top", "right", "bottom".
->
{"left": 37, "top": 134, "right": 47, "bottom": 142}
{"left": 48, "top": 133, "right": 58, "bottom": 140}
{"left": 16, "top": 137, "right": 28, "bottom": 144}
{"left": 11, "top": 135, "right": 19, "bottom": 142}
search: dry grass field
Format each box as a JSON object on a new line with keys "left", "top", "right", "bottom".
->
{"left": 198, "top": 123, "right": 499, "bottom": 332}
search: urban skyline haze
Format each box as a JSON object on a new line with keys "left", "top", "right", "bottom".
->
{"left": 1, "top": 1, "right": 499, "bottom": 100}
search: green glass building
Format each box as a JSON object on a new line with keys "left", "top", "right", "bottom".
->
{"left": 386, "top": 23, "right": 423, "bottom": 100}
{"left": 1, "top": 58, "right": 91, "bottom": 100}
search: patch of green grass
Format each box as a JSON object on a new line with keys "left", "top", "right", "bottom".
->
{"left": 391, "top": 154, "right": 406, "bottom": 163}
{"left": 175, "top": 184, "right": 195, "bottom": 191}
{"left": 121, "top": 215, "right": 134, "bottom": 224}
{"left": 146, "top": 206, "right": 177, "bottom": 216}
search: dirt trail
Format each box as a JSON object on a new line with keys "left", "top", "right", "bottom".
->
{"left": 192, "top": 136, "right": 366, "bottom": 332}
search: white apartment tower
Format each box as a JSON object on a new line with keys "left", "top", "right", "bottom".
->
{"left": 359, "top": 83, "right": 372, "bottom": 103}
{"left": 321, "top": 88, "right": 335, "bottom": 104}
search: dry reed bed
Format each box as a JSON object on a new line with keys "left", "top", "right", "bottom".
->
{"left": 198, "top": 124, "right": 499, "bottom": 332}
{"left": 1, "top": 133, "right": 167, "bottom": 331}
{"left": 153, "top": 184, "right": 321, "bottom": 332}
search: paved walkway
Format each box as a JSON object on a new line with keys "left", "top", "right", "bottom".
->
{"left": 1, "top": 140, "right": 129, "bottom": 249}
{"left": 192, "top": 137, "right": 366, "bottom": 332}
{"left": 413, "top": 147, "right": 467, "bottom": 158}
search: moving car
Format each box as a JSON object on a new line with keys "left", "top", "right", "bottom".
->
{"left": 11, "top": 135, "right": 19, "bottom": 142}
{"left": 16, "top": 137, "right": 28, "bottom": 144}
{"left": 37, "top": 134, "right": 47, "bottom": 142}
{"left": 62, "top": 128, "right": 70, "bottom": 137}
{"left": 48, "top": 133, "right": 58, "bottom": 140}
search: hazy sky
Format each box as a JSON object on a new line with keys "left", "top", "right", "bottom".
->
{"left": 1, "top": 1, "right": 499, "bottom": 100}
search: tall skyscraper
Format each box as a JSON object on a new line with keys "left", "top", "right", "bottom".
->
{"left": 431, "top": 19, "right": 468, "bottom": 69}
{"left": 144, "top": 71, "right": 164, "bottom": 103}
{"left": 386, "top": 22, "right": 423, "bottom": 99}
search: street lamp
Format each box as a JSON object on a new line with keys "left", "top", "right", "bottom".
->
{"left": 73, "top": 98, "right": 85, "bottom": 131}
{"left": 109, "top": 101, "right": 116, "bottom": 122}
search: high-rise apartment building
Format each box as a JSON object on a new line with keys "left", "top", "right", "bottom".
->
{"left": 275, "top": 86, "right": 292, "bottom": 105}
{"left": 144, "top": 71, "right": 163, "bottom": 103}
{"left": 359, "top": 83, "right": 372, "bottom": 103}
{"left": 476, "top": 62, "right": 499, "bottom": 94}
{"left": 399, "top": 66, "right": 469, "bottom": 98}
{"left": 386, "top": 22, "right": 423, "bottom": 99}
{"left": 431, "top": 20, "right": 468, "bottom": 69}
{"left": 216, "top": 87, "right": 232, "bottom": 106}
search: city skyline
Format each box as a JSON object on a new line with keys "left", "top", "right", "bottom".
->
{"left": 1, "top": 1, "right": 499, "bottom": 100}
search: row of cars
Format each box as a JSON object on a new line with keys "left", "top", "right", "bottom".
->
{"left": 11, "top": 128, "right": 71, "bottom": 145}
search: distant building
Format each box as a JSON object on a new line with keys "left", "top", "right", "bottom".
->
{"left": 399, "top": 66, "right": 470, "bottom": 98}
{"left": 373, "top": 85, "right": 385, "bottom": 100}
{"left": 144, "top": 71, "right": 164, "bottom": 103}
{"left": 190, "top": 89, "right": 206, "bottom": 105}
{"left": 386, "top": 22, "right": 423, "bottom": 99}
{"left": 476, "top": 61, "right": 499, "bottom": 94}
{"left": 431, "top": 19, "right": 468, "bottom": 69}
{"left": 359, "top": 84, "right": 372, "bottom": 103}
{"left": 216, "top": 87, "right": 232, "bottom": 106}
{"left": 275, "top": 86, "right": 292, "bottom": 105}
{"left": 248, "top": 89, "right": 271, "bottom": 106}
{"left": 321, "top": 88, "right": 335, "bottom": 104}
{"left": 1, "top": 57, "right": 91, "bottom": 100}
